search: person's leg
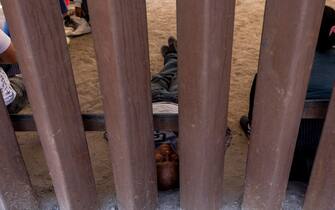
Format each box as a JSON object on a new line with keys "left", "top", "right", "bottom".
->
{"left": 165, "top": 53, "right": 178, "bottom": 102}
{"left": 289, "top": 119, "right": 324, "bottom": 183}
{"left": 167, "top": 55, "right": 178, "bottom": 102}
{"left": 62, "top": 0, "right": 78, "bottom": 37}
{"left": 151, "top": 37, "right": 178, "bottom": 103}
{"left": 162, "top": 37, "right": 177, "bottom": 64}
{"left": 159, "top": 37, "right": 178, "bottom": 82}
{"left": 1, "top": 64, "right": 20, "bottom": 78}
{"left": 151, "top": 52, "right": 178, "bottom": 102}
{"left": 67, "top": 1, "right": 91, "bottom": 37}
{"left": 168, "top": 75, "right": 178, "bottom": 103}
{"left": 248, "top": 74, "right": 257, "bottom": 123}
{"left": 243, "top": 74, "right": 323, "bottom": 182}
{"left": 164, "top": 53, "right": 177, "bottom": 68}
{"left": 151, "top": 68, "right": 177, "bottom": 102}
{"left": 241, "top": 73, "right": 323, "bottom": 183}
{"left": 59, "top": 0, "right": 68, "bottom": 15}
{"left": 240, "top": 74, "right": 257, "bottom": 138}
{"left": 74, "top": 0, "right": 90, "bottom": 22}
{"left": 81, "top": 0, "right": 90, "bottom": 22}
{"left": 7, "top": 76, "right": 28, "bottom": 114}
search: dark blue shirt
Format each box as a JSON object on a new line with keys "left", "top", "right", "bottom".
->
{"left": 307, "top": 49, "right": 335, "bottom": 100}
{"left": 2, "top": 22, "right": 9, "bottom": 36}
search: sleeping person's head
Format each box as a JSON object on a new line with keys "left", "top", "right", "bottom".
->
{"left": 316, "top": 6, "right": 335, "bottom": 52}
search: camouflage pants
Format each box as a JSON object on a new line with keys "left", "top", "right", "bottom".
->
{"left": 151, "top": 53, "right": 178, "bottom": 103}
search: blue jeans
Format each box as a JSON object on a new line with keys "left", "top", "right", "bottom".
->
{"left": 59, "top": 0, "right": 68, "bottom": 14}
{"left": 3, "top": 22, "right": 10, "bottom": 36}
{"left": 81, "top": 0, "right": 90, "bottom": 22}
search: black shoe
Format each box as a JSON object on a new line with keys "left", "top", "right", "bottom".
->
{"left": 161, "top": 45, "right": 169, "bottom": 57}
{"left": 240, "top": 116, "right": 251, "bottom": 139}
{"left": 168, "top": 36, "right": 177, "bottom": 53}
{"left": 64, "top": 15, "right": 78, "bottom": 29}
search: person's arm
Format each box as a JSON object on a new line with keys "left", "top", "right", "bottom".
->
{"left": 0, "top": 30, "right": 16, "bottom": 64}
{"left": 74, "top": 0, "right": 83, "bottom": 17}
{"left": 0, "top": 43, "right": 16, "bottom": 64}
{"left": 74, "top": 0, "right": 82, "bottom": 7}
{"left": 59, "top": 0, "right": 68, "bottom": 16}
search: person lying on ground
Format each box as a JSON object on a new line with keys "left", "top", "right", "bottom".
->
{"left": 151, "top": 37, "right": 232, "bottom": 190}
{"left": 240, "top": 5, "right": 335, "bottom": 183}
{"left": 151, "top": 36, "right": 232, "bottom": 146}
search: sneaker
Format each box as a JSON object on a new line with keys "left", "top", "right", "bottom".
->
{"left": 64, "top": 26, "right": 74, "bottom": 37}
{"left": 64, "top": 15, "right": 78, "bottom": 29}
{"left": 240, "top": 116, "right": 251, "bottom": 138}
{"left": 66, "top": 37, "right": 71, "bottom": 45}
{"left": 64, "top": 15, "right": 77, "bottom": 36}
{"left": 67, "top": 16, "right": 91, "bottom": 37}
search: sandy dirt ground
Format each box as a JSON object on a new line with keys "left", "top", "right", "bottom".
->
{"left": 16, "top": 0, "right": 335, "bottom": 209}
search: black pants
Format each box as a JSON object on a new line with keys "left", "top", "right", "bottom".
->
{"left": 248, "top": 74, "right": 323, "bottom": 183}
{"left": 81, "top": 0, "right": 90, "bottom": 22}
{"left": 1, "top": 64, "right": 20, "bottom": 78}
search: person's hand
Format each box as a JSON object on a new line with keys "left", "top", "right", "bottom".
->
{"left": 75, "top": 7, "right": 83, "bottom": 17}
{"left": 329, "top": 25, "right": 335, "bottom": 37}
{"left": 0, "top": 43, "right": 17, "bottom": 64}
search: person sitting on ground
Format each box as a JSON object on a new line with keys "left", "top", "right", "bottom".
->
{"left": 74, "top": 0, "right": 90, "bottom": 23}
{"left": 0, "top": 29, "right": 28, "bottom": 114}
{"left": 61, "top": 0, "right": 91, "bottom": 37}
{"left": 1, "top": 22, "right": 21, "bottom": 77}
{"left": 239, "top": 5, "right": 335, "bottom": 183}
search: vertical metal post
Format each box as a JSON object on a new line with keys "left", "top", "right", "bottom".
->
{"left": 304, "top": 87, "right": 335, "bottom": 210}
{"left": 88, "top": 0, "right": 157, "bottom": 209}
{"left": 1, "top": 0, "right": 97, "bottom": 209}
{"left": 177, "top": 0, "right": 236, "bottom": 209}
{"left": 242, "top": 0, "right": 325, "bottom": 209}
{"left": 0, "top": 98, "right": 39, "bottom": 209}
